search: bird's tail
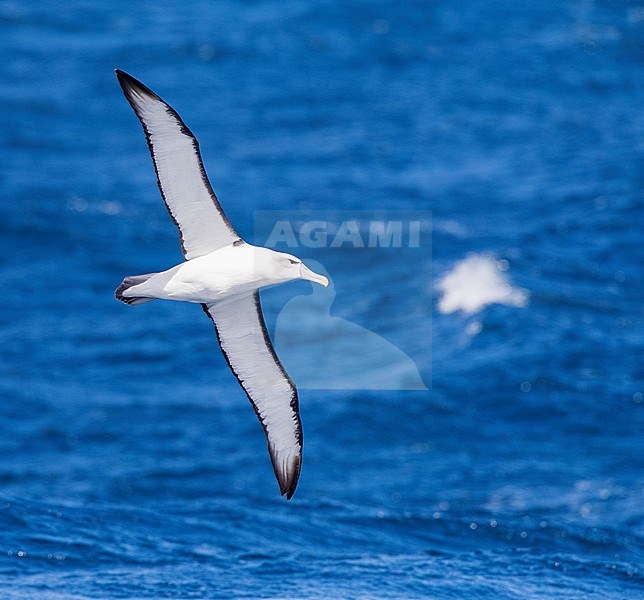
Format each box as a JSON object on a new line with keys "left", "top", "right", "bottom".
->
{"left": 115, "top": 273, "right": 157, "bottom": 306}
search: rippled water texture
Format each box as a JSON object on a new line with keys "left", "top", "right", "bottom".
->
{"left": 0, "top": 1, "right": 642, "bottom": 598}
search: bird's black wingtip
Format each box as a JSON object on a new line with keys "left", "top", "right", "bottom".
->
{"left": 115, "top": 69, "right": 139, "bottom": 87}
{"left": 114, "top": 69, "right": 166, "bottom": 106}
{"left": 277, "top": 454, "right": 301, "bottom": 501}
{"left": 281, "top": 484, "right": 294, "bottom": 500}
{"left": 114, "top": 69, "right": 134, "bottom": 91}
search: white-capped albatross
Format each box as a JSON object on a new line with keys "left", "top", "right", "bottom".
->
{"left": 113, "top": 70, "right": 328, "bottom": 500}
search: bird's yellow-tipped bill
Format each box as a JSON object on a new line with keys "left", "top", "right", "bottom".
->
{"left": 300, "top": 264, "right": 329, "bottom": 287}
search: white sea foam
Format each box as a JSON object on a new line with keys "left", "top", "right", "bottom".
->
{"left": 437, "top": 254, "right": 528, "bottom": 315}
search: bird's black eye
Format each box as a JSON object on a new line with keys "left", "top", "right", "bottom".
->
{"left": 288, "top": 259, "right": 298, "bottom": 265}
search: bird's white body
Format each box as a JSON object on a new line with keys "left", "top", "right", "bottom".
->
{"left": 123, "top": 243, "right": 317, "bottom": 305}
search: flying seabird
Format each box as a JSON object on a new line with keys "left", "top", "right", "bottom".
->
{"left": 113, "top": 70, "right": 328, "bottom": 499}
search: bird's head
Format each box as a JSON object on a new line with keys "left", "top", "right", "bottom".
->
{"left": 262, "top": 249, "right": 329, "bottom": 287}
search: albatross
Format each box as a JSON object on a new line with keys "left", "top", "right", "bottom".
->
{"left": 113, "top": 70, "right": 328, "bottom": 499}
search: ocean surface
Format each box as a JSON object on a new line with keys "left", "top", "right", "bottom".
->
{"left": 0, "top": 1, "right": 642, "bottom": 598}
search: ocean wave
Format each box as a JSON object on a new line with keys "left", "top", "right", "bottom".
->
{"left": 437, "top": 254, "right": 529, "bottom": 315}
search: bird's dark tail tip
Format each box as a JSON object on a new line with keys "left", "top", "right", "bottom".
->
{"left": 115, "top": 274, "right": 156, "bottom": 306}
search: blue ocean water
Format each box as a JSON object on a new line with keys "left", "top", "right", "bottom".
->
{"left": 0, "top": 1, "right": 642, "bottom": 597}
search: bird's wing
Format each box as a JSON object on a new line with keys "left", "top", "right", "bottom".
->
{"left": 116, "top": 70, "right": 240, "bottom": 260}
{"left": 202, "top": 292, "right": 303, "bottom": 499}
